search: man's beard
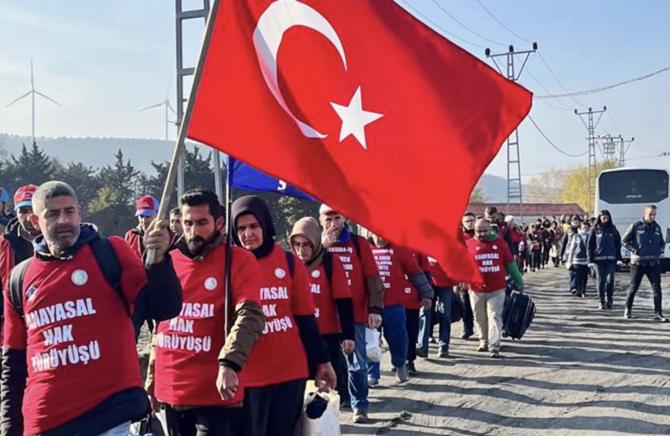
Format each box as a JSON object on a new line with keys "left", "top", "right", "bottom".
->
{"left": 186, "top": 232, "right": 218, "bottom": 256}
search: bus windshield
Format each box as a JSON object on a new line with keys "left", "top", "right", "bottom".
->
{"left": 599, "top": 170, "right": 669, "bottom": 204}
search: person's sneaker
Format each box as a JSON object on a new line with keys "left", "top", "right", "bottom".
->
{"left": 407, "top": 361, "right": 417, "bottom": 376}
{"left": 606, "top": 301, "right": 613, "bottom": 309}
{"left": 429, "top": 336, "right": 437, "bottom": 344}
{"left": 579, "top": 293, "right": 586, "bottom": 299}
{"left": 415, "top": 347, "right": 428, "bottom": 358}
{"left": 599, "top": 302, "right": 606, "bottom": 310}
{"left": 477, "top": 345, "right": 488, "bottom": 352}
{"left": 367, "top": 377, "right": 379, "bottom": 387}
{"left": 353, "top": 409, "right": 368, "bottom": 424}
{"left": 395, "top": 365, "right": 409, "bottom": 383}
{"left": 461, "top": 330, "right": 473, "bottom": 340}
{"left": 654, "top": 314, "right": 669, "bottom": 323}
{"left": 437, "top": 347, "right": 449, "bottom": 358}
{"left": 489, "top": 350, "right": 501, "bottom": 358}
{"left": 623, "top": 308, "right": 632, "bottom": 319}
{"left": 570, "top": 289, "right": 577, "bottom": 295}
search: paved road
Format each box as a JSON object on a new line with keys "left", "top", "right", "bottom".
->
{"left": 340, "top": 266, "right": 670, "bottom": 436}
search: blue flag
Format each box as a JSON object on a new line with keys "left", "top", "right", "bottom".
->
{"left": 228, "top": 158, "right": 313, "bottom": 200}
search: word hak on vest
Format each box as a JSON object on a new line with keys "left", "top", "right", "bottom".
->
{"left": 475, "top": 253, "right": 501, "bottom": 273}
{"left": 260, "top": 286, "right": 293, "bottom": 334}
{"left": 156, "top": 302, "right": 214, "bottom": 353}
{"left": 28, "top": 298, "right": 100, "bottom": 372}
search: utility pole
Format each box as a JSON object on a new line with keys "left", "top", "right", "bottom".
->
{"left": 575, "top": 106, "right": 606, "bottom": 214}
{"left": 599, "top": 134, "right": 619, "bottom": 162}
{"left": 618, "top": 136, "right": 634, "bottom": 167}
{"left": 485, "top": 43, "right": 537, "bottom": 221}
{"left": 175, "top": 1, "right": 221, "bottom": 199}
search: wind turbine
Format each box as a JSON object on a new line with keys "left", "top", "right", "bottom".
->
{"left": 139, "top": 83, "right": 177, "bottom": 141}
{"left": 6, "top": 59, "right": 61, "bottom": 144}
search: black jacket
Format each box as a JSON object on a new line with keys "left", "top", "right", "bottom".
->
{"left": 1, "top": 223, "right": 182, "bottom": 436}
{"left": 587, "top": 223, "right": 622, "bottom": 263}
{"left": 622, "top": 220, "right": 666, "bottom": 265}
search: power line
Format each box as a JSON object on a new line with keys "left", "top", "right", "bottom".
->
{"left": 431, "top": 0, "right": 505, "bottom": 47}
{"left": 474, "top": 0, "right": 533, "bottom": 44}
{"left": 397, "top": 1, "right": 486, "bottom": 49}
{"left": 527, "top": 115, "right": 588, "bottom": 158}
{"left": 525, "top": 69, "right": 573, "bottom": 111}
{"left": 537, "top": 52, "right": 586, "bottom": 108}
{"left": 536, "top": 64, "right": 670, "bottom": 99}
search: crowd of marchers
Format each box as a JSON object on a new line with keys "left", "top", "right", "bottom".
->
{"left": 0, "top": 182, "right": 665, "bottom": 436}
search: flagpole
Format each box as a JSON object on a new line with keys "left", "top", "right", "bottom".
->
{"left": 224, "top": 156, "right": 235, "bottom": 335}
{"left": 146, "top": 0, "right": 221, "bottom": 266}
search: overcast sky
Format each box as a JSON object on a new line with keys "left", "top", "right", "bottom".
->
{"left": 1, "top": 0, "right": 668, "bottom": 177}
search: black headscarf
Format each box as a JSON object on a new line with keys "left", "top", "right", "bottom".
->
{"left": 231, "top": 195, "right": 276, "bottom": 259}
{"left": 597, "top": 209, "right": 613, "bottom": 227}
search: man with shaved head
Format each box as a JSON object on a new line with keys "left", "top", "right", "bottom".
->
{"left": 466, "top": 218, "right": 524, "bottom": 358}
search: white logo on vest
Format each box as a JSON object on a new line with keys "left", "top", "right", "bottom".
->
{"left": 275, "top": 268, "right": 286, "bottom": 279}
{"left": 311, "top": 269, "right": 321, "bottom": 279}
{"left": 71, "top": 270, "right": 88, "bottom": 286}
{"left": 204, "top": 277, "right": 218, "bottom": 291}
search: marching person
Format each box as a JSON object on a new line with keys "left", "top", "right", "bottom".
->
{"left": 458, "top": 213, "right": 476, "bottom": 339}
{"left": 320, "top": 205, "right": 383, "bottom": 424}
{"left": 125, "top": 194, "right": 160, "bottom": 259}
{"left": 419, "top": 256, "right": 456, "bottom": 358}
{"left": 467, "top": 219, "right": 523, "bottom": 358}
{"left": 1, "top": 181, "right": 182, "bottom": 436}
{"left": 232, "top": 195, "right": 336, "bottom": 436}
{"left": 169, "top": 206, "right": 184, "bottom": 242}
{"left": 587, "top": 210, "right": 622, "bottom": 309}
{"left": 290, "top": 216, "right": 355, "bottom": 407}
{"left": 622, "top": 205, "right": 668, "bottom": 322}
{"left": 149, "top": 190, "right": 265, "bottom": 436}
{"left": 562, "top": 216, "right": 589, "bottom": 297}
{"left": 0, "top": 187, "right": 14, "bottom": 232}
{"left": 0, "top": 185, "right": 39, "bottom": 292}
{"left": 403, "top": 252, "right": 431, "bottom": 375}
{"left": 368, "top": 233, "right": 433, "bottom": 382}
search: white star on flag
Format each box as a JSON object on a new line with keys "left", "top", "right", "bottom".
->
{"left": 331, "top": 86, "right": 383, "bottom": 150}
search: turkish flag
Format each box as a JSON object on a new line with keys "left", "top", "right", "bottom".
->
{"left": 187, "top": 0, "right": 532, "bottom": 282}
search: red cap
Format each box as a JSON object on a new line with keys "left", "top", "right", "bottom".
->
{"left": 14, "top": 184, "right": 37, "bottom": 210}
{"left": 136, "top": 195, "right": 159, "bottom": 217}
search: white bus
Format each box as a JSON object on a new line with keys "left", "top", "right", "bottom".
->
{"left": 596, "top": 168, "right": 670, "bottom": 272}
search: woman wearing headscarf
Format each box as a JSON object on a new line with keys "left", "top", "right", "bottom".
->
{"left": 289, "top": 217, "right": 355, "bottom": 407}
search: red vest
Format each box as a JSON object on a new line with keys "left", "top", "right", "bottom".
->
{"left": 372, "top": 245, "right": 421, "bottom": 307}
{"left": 243, "top": 245, "right": 313, "bottom": 387}
{"left": 155, "top": 243, "right": 260, "bottom": 406}
{"left": 2, "top": 237, "right": 146, "bottom": 434}
{"left": 306, "top": 255, "right": 351, "bottom": 335}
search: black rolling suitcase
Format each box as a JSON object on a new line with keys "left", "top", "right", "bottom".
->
{"left": 502, "top": 290, "right": 535, "bottom": 340}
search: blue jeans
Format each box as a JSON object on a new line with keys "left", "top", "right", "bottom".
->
{"left": 368, "top": 305, "right": 408, "bottom": 379}
{"left": 417, "top": 306, "right": 432, "bottom": 354}
{"left": 434, "top": 287, "right": 452, "bottom": 350}
{"left": 347, "top": 323, "right": 369, "bottom": 412}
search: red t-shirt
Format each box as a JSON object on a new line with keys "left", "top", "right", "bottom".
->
{"left": 243, "top": 244, "right": 314, "bottom": 387}
{"left": 306, "top": 254, "right": 351, "bottom": 335}
{"left": 372, "top": 245, "right": 421, "bottom": 307}
{"left": 327, "top": 235, "right": 379, "bottom": 323}
{"left": 155, "top": 243, "right": 260, "bottom": 406}
{"left": 466, "top": 237, "right": 513, "bottom": 292}
{"left": 3, "top": 237, "right": 146, "bottom": 435}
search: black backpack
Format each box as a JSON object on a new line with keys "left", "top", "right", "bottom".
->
{"left": 8, "top": 237, "right": 126, "bottom": 317}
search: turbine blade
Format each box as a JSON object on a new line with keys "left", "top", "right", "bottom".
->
{"left": 138, "top": 102, "right": 164, "bottom": 112}
{"left": 34, "top": 91, "right": 62, "bottom": 106}
{"left": 6, "top": 91, "right": 32, "bottom": 107}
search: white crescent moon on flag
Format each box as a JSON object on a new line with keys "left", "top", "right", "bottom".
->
{"left": 253, "top": 0, "right": 348, "bottom": 139}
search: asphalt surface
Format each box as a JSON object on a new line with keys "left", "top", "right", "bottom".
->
{"left": 340, "top": 266, "right": 670, "bottom": 435}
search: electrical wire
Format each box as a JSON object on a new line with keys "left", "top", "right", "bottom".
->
{"left": 396, "top": 0, "right": 487, "bottom": 49}
{"left": 474, "top": 0, "right": 533, "bottom": 44}
{"left": 525, "top": 69, "right": 574, "bottom": 111}
{"left": 537, "top": 53, "right": 586, "bottom": 108}
{"left": 527, "top": 115, "right": 588, "bottom": 158}
{"left": 431, "top": 0, "right": 506, "bottom": 47}
{"left": 536, "top": 65, "right": 670, "bottom": 99}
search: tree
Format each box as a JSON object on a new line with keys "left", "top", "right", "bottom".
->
{"left": 470, "top": 184, "right": 486, "bottom": 203}
{"left": 9, "top": 142, "right": 57, "bottom": 187}
{"left": 55, "top": 162, "right": 102, "bottom": 216}
{"left": 145, "top": 145, "right": 215, "bottom": 203}
{"left": 91, "top": 150, "right": 142, "bottom": 236}
{"left": 525, "top": 168, "right": 570, "bottom": 203}
{"left": 561, "top": 160, "right": 618, "bottom": 212}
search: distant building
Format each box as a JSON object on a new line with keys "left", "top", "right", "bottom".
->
{"left": 467, "top": 202, "right": 586, "bottom": 224}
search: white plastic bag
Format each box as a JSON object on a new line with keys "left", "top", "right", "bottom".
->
{"left": 296, "top": 380, "right": 341, "bottom": 436}
{"left": 365, "top": 327, "right": 381, "bottom": 363}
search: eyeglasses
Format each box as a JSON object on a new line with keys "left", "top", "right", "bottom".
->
{"left": 292, "top": 241, "right": 313, "bottom": 249}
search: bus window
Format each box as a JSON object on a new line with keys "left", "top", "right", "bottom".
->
{"left": 599, "top": 170, "right": 669, "bottom": 204}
